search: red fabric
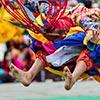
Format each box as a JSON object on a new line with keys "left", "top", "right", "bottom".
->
{"left": 76, "top": 48, "right": 93, "bottom": 70}
{"left": 36, "top": 50, "right": 51, "bottom": 67}
{"left": 46, "top": 16, "right": 73, "bottom": 31}
{"left": 54, "top": 16, "right": 73, "bottom": 30}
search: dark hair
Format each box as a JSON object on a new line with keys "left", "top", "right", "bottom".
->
{"left": 20, "top": 44, "right": 29, "bottom": 51}
{"left": 4, "top": 48, "right": 12, "bottom": 61}
{"left": 3, "top": 48, "right": 12, "bottom": 68}
{"left": 84, "top": 0, "right": 92, "bottom": 8}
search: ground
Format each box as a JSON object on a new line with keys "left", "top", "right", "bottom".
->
{"left": 0, "top": 80, "right": 100, "bottom": 100}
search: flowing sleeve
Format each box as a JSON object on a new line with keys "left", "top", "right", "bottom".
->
{"left": 70, "top": 4, "right": 99, "bottom": 31}
{"left": 70, "top": 4, "right": 100, "bottom": 48}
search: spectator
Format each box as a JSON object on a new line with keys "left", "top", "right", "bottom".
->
{"left": 0, "top": 43, "right": 7, "bottom": 61}
{"left": 0, "top": 48, "right": 23, "bottom": 83}
{"left": 68, "top": 0, "right": 78, "bottom": 8}
{"left": 1, "top": 48, "right": 23, "bottom": 73}
{"left": 19, "top": 44, "right": 34, "bottom": 71}
{"left": 6, "top": 40, "right": 21, "bottom": 57}
{"left": 92, "top": 3, "right": 99, "bottom": 8}
{"left": 84, "top": 0, "right": 92, "bottom": 8}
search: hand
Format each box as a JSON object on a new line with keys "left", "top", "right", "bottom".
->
{"left": 90, "top": 29, "right": 100, "bottom": 44}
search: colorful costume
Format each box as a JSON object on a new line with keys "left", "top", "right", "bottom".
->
{"left": 1, "top": 0, "right": 100, "bottom": 82}
{"left": 0, "top": 5, "right": 25, "bottom": 43}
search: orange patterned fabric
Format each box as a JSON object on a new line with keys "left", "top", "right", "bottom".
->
{"left": 36, "top": 48, "right": 93, "bottom": 71}
{"left": 36, "top": 50, "right": 51, "bottom": 67}
{"left": 76, "top": 47, "right": 93, "bottom": 70}
{"left": 93, "top": 75, "right": 100, "bottom": 83}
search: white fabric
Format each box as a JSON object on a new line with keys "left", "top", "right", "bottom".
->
{"left": 0, "top": 43, "right": 7, "bottom": 61}
{"left": 46, "top": 45, "right": 82, "bottom": 67}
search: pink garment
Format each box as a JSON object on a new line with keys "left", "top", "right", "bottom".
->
{"left": 13, "top": 57, "right": 23, "bottom": 70}
{"left": 42, "top": 42, "right": 57, "bottom": 54}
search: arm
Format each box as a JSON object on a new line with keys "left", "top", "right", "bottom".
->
{"left": 87, "top": 29, "right": 100, "bottom": 51}
{"left": 71, "top": 5, "right": 100, "bottom": 51}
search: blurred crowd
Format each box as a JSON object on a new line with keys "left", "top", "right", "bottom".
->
{"left": 0, "top": 35, "right": 62, "bottom": 83}
{"left": 0, "top": 35, "right": 35, "bottom": 83}
{"left": 68, "top": 0, "right": 100, "bottom": 8}
{"left": 0, "top": 0, "right": 99, "bottom": 84}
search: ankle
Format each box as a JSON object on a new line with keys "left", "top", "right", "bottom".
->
{"left": 26, "top": 71, "right": 34, "bottom": 82}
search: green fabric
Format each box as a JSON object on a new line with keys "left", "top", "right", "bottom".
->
{"left": 3, "top": 19, "right": 25, "bottom": 28}
{"left": 87, "top": 40, "right": 96, "bottom": 51}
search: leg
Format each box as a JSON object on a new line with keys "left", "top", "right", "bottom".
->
{"left": 63, "top": 66, "right": 72, "bottom": 90}
{"left": 63, "top": 48, "right": 93, "bottom": 90}
{"left": 63, "top": 61, "right": 87, "bottom": 90}
{"left": 9, "top": 58, "right": 44, "bottom": 86}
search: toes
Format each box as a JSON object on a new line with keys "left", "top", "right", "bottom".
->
{"left": 63, "top": 66, "right": 72, "bottom": 78}
{"left": 63, "top": 66, "right": 70, "bottom": 73}
{"left": 9, "top": 63, "right": 15, "bottom": 70}
{"left": 64, "top": 84, "right": 71, "bottom": 90}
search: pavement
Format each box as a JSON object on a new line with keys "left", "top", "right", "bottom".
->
{"left": 0, "top": 80, "right": 100, "bottom": 100}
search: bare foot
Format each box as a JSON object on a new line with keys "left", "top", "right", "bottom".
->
{"left": 63, "top": 66, "right": 72, "bottom": 90}
{"left": 9, "top": 63, "right": 32, "bottom": 86}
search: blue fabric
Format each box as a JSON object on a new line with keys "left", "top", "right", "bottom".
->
{"left": 53, "top": 32, "right": 85, "bottom": 49}
{"left": 43, "top": 20, "right": 48, "bottom": 26}
{"left": 80, "top": 19, "right": 99, "bottom": 30}
{"left": 77, "top": 0, "right": 85, "bottom": 3}
{"left": 95, "top": 45, "right": 100, "bottom": 56}
{"left": 0, "top": 68, "right": 4, "bottom": 75}
{"left": 90, "top": 51, "right": 97, "bottom": 60}
{"left": 90, "top": 45, "right": 100, "bottom": 65}
{"left": 94, "top": 58, "right": 100, "bottom": 65}
{"left": 28, "top": 34, "right": 38, "bottom": 52}
{"left": 87, "top": 43, "right": 100, "bottom": 65}
{"left": 86, "top": 68, "right": 100, "bottom": 76}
